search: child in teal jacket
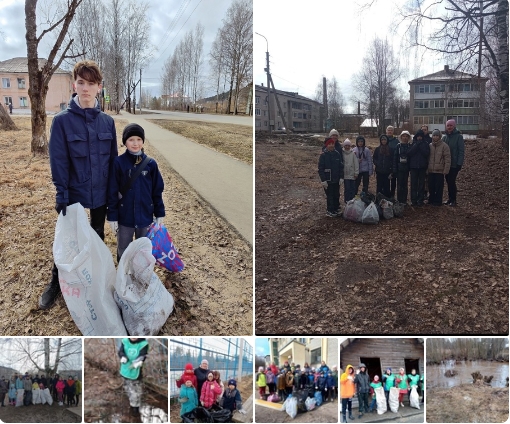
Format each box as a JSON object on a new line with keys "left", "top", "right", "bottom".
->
{"left": 369, "top": 375, "right": 382, "bottom": 412}
{"left": 179, "top": 379, "right": 198, "bottom": 417}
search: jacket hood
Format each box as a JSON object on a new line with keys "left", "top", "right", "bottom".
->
{"left": 399, "top": 130, "right": 411, "bottom": 141}
{"left": 413, "top": 130, "right": 426, "bottom": 141}
{"left": 355, "top": 136, "right": 366, "bottom": 147}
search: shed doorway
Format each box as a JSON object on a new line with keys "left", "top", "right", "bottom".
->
{"left": 404, "top": 358, "right": 420, "bottom": 375}
{"left": 360, "top": 357, "right": 382, "bottom": 382}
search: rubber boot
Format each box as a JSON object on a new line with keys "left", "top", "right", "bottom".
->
{"left": 341, "top": 414, "right": 347, "bottom": 423}
{"left": 39, "top": 264, "right": 61, "bottom": 309}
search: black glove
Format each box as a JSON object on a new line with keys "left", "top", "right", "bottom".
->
{"left": 55, "top": 203, "right": 67, "bottom": 216}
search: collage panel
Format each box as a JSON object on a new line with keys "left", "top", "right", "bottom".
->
{"left": 83, "top": 338, "right": 168, "bottom": 423}
{"left": 339, "top": 338, "right": 424, "bottom": 423}
{"left": 0, "top": 337, "right": 82, "bottom": 423}
{"left": 254, "top": 337, "right": 338, "bottom": 423}
{"left": 169, "top": 337, "right": 253, "bottom": 423}
{"left": 426, "top": 337, "right": 509, "bottom": 423}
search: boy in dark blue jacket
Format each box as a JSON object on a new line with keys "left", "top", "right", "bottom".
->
{"left": 318, "top": 138, "right": 344, "bottom": 217}
{"left": 107, "top": 123, "right": 165, "bottom": 260}
{"left": 407, "top": 129, "right": 430, "bottom": 206}
{"left": 41, "top": 60, "right": 117, "bottom": 310}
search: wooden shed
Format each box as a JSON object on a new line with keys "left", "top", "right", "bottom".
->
{"left": 340, "top": 338, "right": 424, "bottom": 382}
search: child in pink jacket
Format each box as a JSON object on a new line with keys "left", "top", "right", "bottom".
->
{"left": 200, "top": 372, "right": 222, "bottom": 409}
{"left": 56, "top": 376, "right": 66, "bottom": 406}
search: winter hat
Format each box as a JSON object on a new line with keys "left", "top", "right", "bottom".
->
{"left": 343, "top": 139, "right": 351, "bottom": 146}
{"left": 379, "top": 134, "right": 388, "bottom": 143}
{"left": 413, "top": 130, "right": 425, "bottom": 141}
{"left": 432, "top": 129, "right": 442, "bottom": 137}
{"left": 228, "top": 379, "right": 237, "bottom": 387}
{"left": 355, "top": 135, "right": 366, "bottom": 145}
{"left": 122, "top": 123, "right": 145, "bottom": 145}
{"left": 329, "top": 129, "right": 339, "bottom": 137}
{"left": 325, "top": 138, "right": 335, "bottom": 147}
{"left": 258, "top": 367, "right": 264, "bottom": 372}
{"left": 446, "top": 119, "right": 456, "bottom": 127}
{"left": 399, "top": 131, "right": 411, "bottom": 140}
{"left": 185, "top": 363, "right": 194, "bottom": 372}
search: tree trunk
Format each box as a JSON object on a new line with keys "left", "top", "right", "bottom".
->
{"left": 0, "top": 103, "right": 18, "bottom": 130}
{"left": 497, "top": 0, "right": 509, "bottom": 151}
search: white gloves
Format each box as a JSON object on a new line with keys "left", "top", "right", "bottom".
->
{"left": 132, "top": 360, "right": 143, "bottom": 369}
{"left": 321, "top": 181, "right": 328, "bottom": 189}
{"left": 109, "top": 221, "right": 118, "bottom": 234}
{"left": 155, "top": 217, "right": 163, "bottom": 226}
{"left": 120, "top": 357, "right": 128, "bottom": 364}
{"left": 239, "top": 409, "right": 246, "bottom": 415}
{"left": 340, "top": 179, "right": 344, "bottom": 184}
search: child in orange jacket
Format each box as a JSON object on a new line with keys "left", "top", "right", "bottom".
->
{"left": 340, "top": 365, "right": 355, "bottom": 423}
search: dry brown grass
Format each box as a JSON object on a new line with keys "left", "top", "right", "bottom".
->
{"left": 0, "top": 116, "right": 252, "bottom": 336}
{"left": 148, "top": 119, "right": 253, "bottom": 164}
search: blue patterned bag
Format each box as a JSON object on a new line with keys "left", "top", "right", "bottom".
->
{"left": 146, "top": 223, "right": 184, "bottom": 272}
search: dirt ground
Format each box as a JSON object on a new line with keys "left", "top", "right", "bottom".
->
{"left": 427, "top": 384, "right": 508, "bottom": 422}
{"left": 148, "top": 119, "right": 253, "bottom": 164}
{"left": 255, "top": 133, "right": 508, "bottom": 335}
{"left": 169, "top": 375, "right": 253, "bottom": 422}
{"left": 254, "top": 399, "right": 338, "bottom": 423}
{"left": 0, "top": 116, "right": 252, "bottom": 336}
{"left": 0, "top": 403, "right": 80, "bottom": 423}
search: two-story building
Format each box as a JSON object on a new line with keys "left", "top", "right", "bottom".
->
{"left": 255, "top": 84, "right": 323, "bottom": 132}
{"left": 268, "top": 338, "right": 338, "bottom": 368}
{"left": 409, "top": 65, "right": 488, "bottom": 134}
{"left": 0, "top": 57, "right": 73, "bottom": 113}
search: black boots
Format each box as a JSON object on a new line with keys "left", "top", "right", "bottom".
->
{"left": 130, "top": 406, "right": 140, "bottom": 415}
{"left": 38, "top": 265, "right": 61, "bottom": 309}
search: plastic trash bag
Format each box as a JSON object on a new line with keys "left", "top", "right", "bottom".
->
{"left": 375, "top": 386, "right": 387, "bottom": 415}
{"left": 393, "top": 201, "right": 405, "bottom": 217}
{"left": 410, "top": 386, "right": 420, "bottom": 409}
{"left": 343, "top": 198, "right": 366, "bottom": 222}
{"left": 114, "top": 237, "right": 174, "bottom": 335}
{"left": 42, "top": 388, "right": 53, "bottom": 406}
{"left": 305, "top": 396, "right": 316, "bottom": 411}
{"left": 182, "top": 406, "right": 214, "bottom": 423}
{"left": 284, "top": 396, "right": 298, "bottom": 419}
{"left": 53, "top": 203, "right": 127, "bottom": 335}
{"left": 267, "top": 393, "right": 280, "bottom": 402}
{"left": 15, "top": 389, "right": 24, "bottom": 407}
{"left": 314, "top": 390, "right": 323, "bottom": 407}
{"left": 23, "top": 389, "right": 32, "bottom": 406}
{"left": 389, "top": 387, "right": 399, "bottom": 413}
{"left": 362, "top": 201, "right": 379, "bottom": 224}
{"left": 32, "top": 389, "right": 41, "bottom": 404}
{"left": 380, "top": 199, "right": 394, "bottom": 219}
{"left": 147, "top": 223, "right": 185, "bottom": 272}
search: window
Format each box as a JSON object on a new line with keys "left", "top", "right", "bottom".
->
{"left": 19, "top": 97, "right": 28, "bottom": 107}
{"left": 263, "top": 121, "right": 268, "bottom": 127}
{"left": 263, "top": 110, "right": 267, "bottom": 116}
{"left": 415, "top": 101, "right": 429, "bottom": 109}
{"left": 255, "top": 96, "right": 259, "bottom": 105}
{"left": 17, "top": 78, "right": 25, "bottom": 89}
{"left": 433, "top": 84, "right": 445, "bottom": 92}
{"left": 447, "top": 99, "right": 480, "bottom": 108}
{"left": 4, "top": 96, "right": 12, "bottom": 106}
{"left": 446, "top": 115, "right": 479, "bottom": 125}
{"left": 303, "top": 113, "right": 307, "bottom": 119}
{"left": 255, "top": 108, "right": 260, "bottom": 116}
{"left": 2, "top": 78, "right": 10, "bottom": 88}
{"left": 293, "top": 122, "right": 302, "bottom": 128}
{"left": 310, "top": 348, "right": 321, "bottom": 365}
{"left": 277, "top": 110, "right": 280, "bottom": 117}
{"left": 297, "top": 113, "right": 302, "bottom": 119}
{"left": 432, "top": 100, "right": 444, "bottom": 108}
{"left": 255, "top": 121, "right": 261, "bottom": 127}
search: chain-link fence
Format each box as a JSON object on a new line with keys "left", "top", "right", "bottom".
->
{"left": 169, "top": 338, "right": 253, "bottom": 398}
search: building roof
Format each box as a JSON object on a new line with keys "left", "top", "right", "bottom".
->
{"left": 340, "top": 338, "right": 424, "bottom": 351}
{"left": 0, "top": 57, "right": 70, "bottom": 74}
{"left": 360, "top": 118, "right": 378, "bottom": 128}
{"left": 409, "top": 65, "right": 488, "bottom": 83}
{"left": 255, "top": 83, "right": 322, "bottom": 106}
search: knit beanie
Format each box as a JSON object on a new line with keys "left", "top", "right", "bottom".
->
{"left": 122, "top": 123, "right": 145, "bottom": 145}
{"left": 185, "top": 363, "right": 193, "bottom": 372}
{"left": 446, "top": 119, "right": 456, "bottom": 127}
{"left": 343, "top": 139, "right": 351, "bottom": 146}
{"left": 329, "top": 129, "right": 339, "bottom": 137}
{"left": 228, "top": 379, "right": 237, "bottom": 387}
{"left": 325, "top": 138, "right": 335, "bottom": 147}
{"left": 379, "top": 134, "right": 388, "bottom": 142}
{"left": 432, "top": 129, "right": 441, "bottom": 137}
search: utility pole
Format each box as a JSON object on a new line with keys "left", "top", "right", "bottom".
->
{"left": 139, "top": 68, "right": 142, "bottom": 113}
{"left": 256, "top": 32, "right": 272, "bottom": 134}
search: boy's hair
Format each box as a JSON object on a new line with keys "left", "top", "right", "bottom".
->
{"left": 73, "top": 60, "right": 102, "bottom": 84}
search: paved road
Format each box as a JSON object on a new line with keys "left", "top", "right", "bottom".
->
{"left": 116, "top": 112, "right": 253, "bottom": 245}
{"left": 136, "top": 108, "right": 253, "bottom": 126}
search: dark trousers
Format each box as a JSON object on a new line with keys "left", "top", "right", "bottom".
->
{"left": 358, "top": 392, "right": 369, "bottom": 413}
{"left": 410, "top": 168, "right": 427, "bottom": 204}
{"left": 324, "top": 182, "right": 340, "bottom": 213}
{"left": 376, "top": 172, "right": 391, "bottom": 197}
{"left": 390, "top": 175, "right": 397, "bottom": 197}
{"left": 355, "top": 172, "right": 370, "bottom": 194}
{"left": 50, "top": 204, "right": 107, "bottom": 283}
{"left": 341, "top": 398, "right": 352, "bottom": 417}
{"left": 396, "top": 170, "right": 409, "bottom": 203}
{"left": 267, "top": 383, "right": 276, "bottom": 394}
{"left": 75, "top": 394, "right": 80, "bottom": 407}
{"left": 445, "top": 167, "right": 460, "bottom": 203}
{"left": 428, "top": 173, "right": 445, "bottom": 205}
{"left": 344, "top": 179, "right": 356, "bottom": 202}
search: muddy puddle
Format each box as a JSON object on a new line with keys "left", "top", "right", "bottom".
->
{"left": 427, "top": 360, "right": 509, "bottom": 388}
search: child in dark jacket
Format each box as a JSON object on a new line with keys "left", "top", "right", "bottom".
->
{"left": 373, "top": 135, "right": 393, "bottom": 197}
{"left": 407, "top": 129, "right": 430, "bottom": 206}
{"left": 107, "top": 123, "right": 165, "bottom": 260}
{"left": 393, "top": 131, "right": 412, "bottom": 204}
{"left": 325, "top": 371, "right": 335, "bottom": 402}
{"left": 318, "top": 138, "right": 345, "bottom": 217}
{"left": 221, "top": 379, "right": 246, "bottom": 415}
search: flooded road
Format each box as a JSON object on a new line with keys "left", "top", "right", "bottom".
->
{"left": 427, "top": 360, "right": 509, "bottom": 388}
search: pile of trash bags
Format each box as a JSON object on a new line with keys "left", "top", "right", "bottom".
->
{"left": 343, "top": 192, "right": 405, "bottom": 225}
{"left": 53, "top": 203, "right": 176, "bottom": 336}
{"left": 283, "top": 386, "right": 326, "bottom": 419}
{"left": 182, "top": 406, "right": 232, "bottom": 423}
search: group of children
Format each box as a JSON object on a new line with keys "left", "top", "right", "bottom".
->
{"left": 255, "top": 361, "right": 338, "bottom": 403}
{"left": 175, "top": 361, "right": 245, "bottom": 420}
{"left": 340, "top": 364, "right": 424, "bottom": 423}
{"left": 318, "top": 121, "right": 465, "bottom": 217}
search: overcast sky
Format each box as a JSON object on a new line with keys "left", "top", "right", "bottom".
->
{"left": 0, "top": 0, "right": 239, "bottom": 97}
{"left": 254, "top": 0, "right": 447, "bottom": 112}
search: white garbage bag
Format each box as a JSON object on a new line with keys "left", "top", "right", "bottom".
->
{"left": 410, "top": 386, "right": 420, "bottom": 409}
{"left": 380, "top": 199, "right": 394, "bottom": 219}
{"left": 32, "top": 389, "right": 41, "bottom": 404}
{"left": 284, "top": 396, "right": 297, "bottom": 419}
{"left": 42, "top": 388, "right": 53, "bottom": 406}
{"left": 389, "top": 387, "right": 399, "bottom": 413}
{"left": 374, "top": 386, "right": 387, "bottom": 415}
{"left": 305, "top": 396, "right": 316, "bottom": 411}
{"left": 15, "top": 389, "right": 24, "bottom": 407}
{"left": 53, "top": 203, "right": 127, "bottom": 335}
{"left": 114, "top": 237, "right": 174, "bottom": 335}
{"left": 362, "top": 201, "right": 379, "bottom": 224}
{"left": 343, "top": 198, "right": 366, "bottom": 222}
{"left": 40, "top": 390, "right": 47, "bottom": 405}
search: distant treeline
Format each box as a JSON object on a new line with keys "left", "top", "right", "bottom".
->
{"left": 427, "top": 338, "right": 509, "bottom": 364}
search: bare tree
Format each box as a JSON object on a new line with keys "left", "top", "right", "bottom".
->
{"left": 315, "top": 76, "right": 345, "bottom": 130}
{"left": 25, "top": 0, "right": 84, "bottom": 155}
{"left": 210, "top": 28, "right": 228, "bottom": 113}
{"left": 352, "top": 37, "right": 401, "bottom": 134}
